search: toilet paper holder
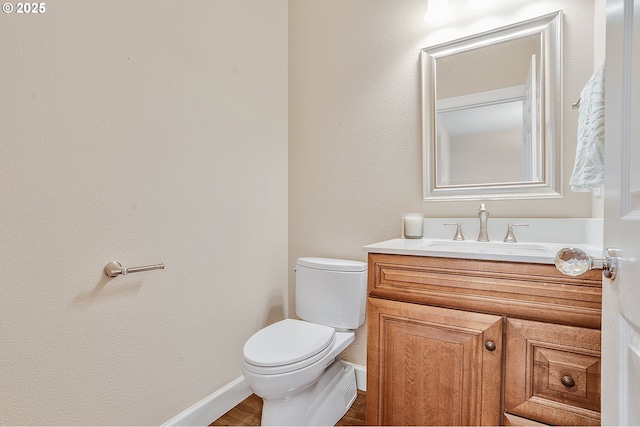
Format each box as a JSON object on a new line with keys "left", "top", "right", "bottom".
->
{"left": 104, "top": 261, "right": 165, "bottom": 277}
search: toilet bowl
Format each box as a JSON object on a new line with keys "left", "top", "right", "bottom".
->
{"left": 241, "top": 257, "right": 367, "bottom": 426}
{"left": 242, "top": 320, "right": 357, "bottom": 425}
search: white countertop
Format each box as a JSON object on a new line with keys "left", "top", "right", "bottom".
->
{"left": 363, "top": 237, "right": 602, "bottom": 265}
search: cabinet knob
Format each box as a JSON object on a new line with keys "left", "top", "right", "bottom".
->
{"left": 561, "top": 375, "right": 576, "bottom": 388}
{"left": 485, "top": 341, "right": 497, "bottom": 351}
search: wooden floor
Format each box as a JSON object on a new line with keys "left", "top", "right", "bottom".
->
{"left": 210, "top": 390, "right": 366, "bottom": 426}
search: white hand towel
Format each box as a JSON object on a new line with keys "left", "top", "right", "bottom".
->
{"left": 569, "top": 63, "right": 605, "bottom": 192}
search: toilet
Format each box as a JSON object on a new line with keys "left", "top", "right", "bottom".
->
{"left": 241, "top": 257, "right": 367, "bottom": 426}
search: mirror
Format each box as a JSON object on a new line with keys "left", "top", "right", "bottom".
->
{"left": 421, "top": 12, "right": 562, "bottom": 201}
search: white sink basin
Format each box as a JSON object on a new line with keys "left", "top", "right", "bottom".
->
{"left": 419, "top": 240, "right": 554, "bottom": 256}
{"left": 363, "top": 238, "right": 600, "bottom": 264}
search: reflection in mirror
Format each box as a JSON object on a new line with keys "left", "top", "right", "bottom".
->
{"left": 422, "top": 12, "right": 562, "bottom": 201}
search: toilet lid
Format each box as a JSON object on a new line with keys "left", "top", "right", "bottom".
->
{"left": 297, "top": 257, "right": 367, "bottom": 272}
{"left": 243, "top": 319, "right": 335, "bottom": 367}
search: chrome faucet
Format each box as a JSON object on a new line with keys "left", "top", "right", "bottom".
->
{"left": 477, "top": 203, "right": 489, "bottom": 242}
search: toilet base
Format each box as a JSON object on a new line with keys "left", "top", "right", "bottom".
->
{"left": 260, "top": 360, "right": 357, "bottom": 426}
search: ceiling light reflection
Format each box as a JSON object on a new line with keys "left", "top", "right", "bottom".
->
{"left": 424, "top": 0, "right": 452, "bottom": 23}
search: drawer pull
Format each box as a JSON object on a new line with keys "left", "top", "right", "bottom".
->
{"left": 485, "top": 341, "right": 497, "bottom": 351}
{"left": 561, "top": 375, "right": 576, "bottom": 388}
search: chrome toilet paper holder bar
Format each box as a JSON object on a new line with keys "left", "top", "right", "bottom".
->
{"left": 103, "top": 261, "right": 165, "bottom": 277}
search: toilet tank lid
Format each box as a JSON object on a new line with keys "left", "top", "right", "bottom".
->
{"left": 297, "top": 257, "right": 367, "bottom": 272}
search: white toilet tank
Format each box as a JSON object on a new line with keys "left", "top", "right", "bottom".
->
{"left": 295, "top": 257, "right": 367, "bottom": 330}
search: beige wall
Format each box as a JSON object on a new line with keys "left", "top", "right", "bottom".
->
{"left": 289, "top": 0, "right": 599, "bottom": 367}
{"left": 0, "top": 1, "right": 288, "bottom": 425}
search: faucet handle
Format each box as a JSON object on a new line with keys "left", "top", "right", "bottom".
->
{"left": 444, "top": 223, "right": 465, "bottom": 241}
{"left": 503, "top": 224, "right": 529, "bottom": 243}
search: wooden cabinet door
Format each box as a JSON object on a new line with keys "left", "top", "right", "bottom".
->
{"left": 504, "top": 318, "right": 601, "bottom": 426}
{"left": 366, "top": 297, "right": 502, "bottom": 426}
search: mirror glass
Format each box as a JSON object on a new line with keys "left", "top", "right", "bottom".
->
{"left": 421, "top": 12, "right": 562, "bottom": 201}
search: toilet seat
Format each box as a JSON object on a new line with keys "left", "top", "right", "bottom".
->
{"left": 242, "top": 319, "right": 336, "bottom": 375}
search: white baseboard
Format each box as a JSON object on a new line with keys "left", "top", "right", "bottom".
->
{"left": 163, "top": 364, "right": 366, "bottom": 426}
{"left": 342, "top": 361, "right": 366, "bottom": 391}
{"left": 163, "top": 376, "right": 251, "bottom": 426}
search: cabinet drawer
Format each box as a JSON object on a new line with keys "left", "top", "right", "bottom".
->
{"left": 505, "top": 318, "right": 601, "bottom": 426}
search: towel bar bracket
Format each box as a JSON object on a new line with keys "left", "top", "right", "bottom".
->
{"left": 572, "top": 97, "right": 581, "bottom": 109}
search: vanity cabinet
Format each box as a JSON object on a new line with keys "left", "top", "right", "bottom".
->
{"left": 366, "top": 253, "right": 602, "bottom": 426}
